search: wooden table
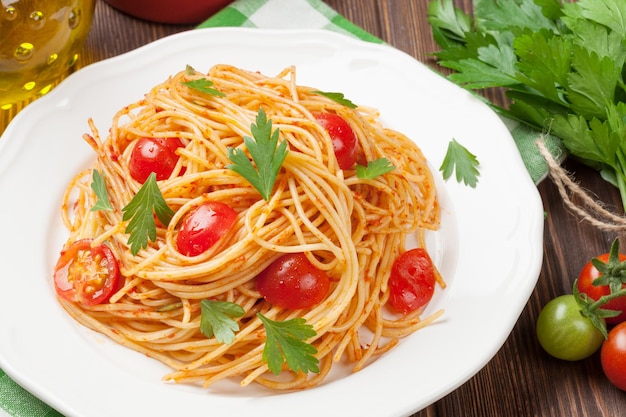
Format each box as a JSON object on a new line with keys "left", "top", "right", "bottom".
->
{"left": 80, "top": 1, "right": 626, "bottom": 416}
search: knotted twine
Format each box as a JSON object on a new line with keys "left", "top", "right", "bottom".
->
{"left": 536, "top": 139, "right": 626, "bottom": 231}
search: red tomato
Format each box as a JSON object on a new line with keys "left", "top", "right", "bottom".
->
{"left": 53, "top": 239, "right": 122, "bottom": 306}
{"left": 313, "top": 112, "right": 358, "bottom": 170}
{"left": 176, "top": 201, "right": 238, "bottom": 257}
{"left": 256, "top": 253, "right": 331, "bottom": 310}
{"left": 601, "top": 321, "right": 626, "bottom": 391}
{"left": 388, "top": 248, "right": 436, "bottom": 314}
{"left": 577, "top": 253, "right": 626, "bottom": 324}
{"left": 129, "top": 137, "right": 184, "bottom": 183}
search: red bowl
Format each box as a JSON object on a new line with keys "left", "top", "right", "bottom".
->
{"left": 104, "top": 0, "right": 234, "bottom": 24}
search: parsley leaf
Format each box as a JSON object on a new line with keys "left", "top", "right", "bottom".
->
{"left": 227, "top": 108, "right": 289, "bottom": 200}
{"left": 257, "top": 313, "right": 319, "bottom": 375}
{"left": 427, "top": 0, "right": 471, "bottom": 44}
{"left": 122, "top": 173, "right": 174, "bottom": 255}
{"left": 439, "top": 139, "right": 480, "bottom": 188}
{"left": 199, "top": 300, "right": 245, "bottom": 344}
{"left": 474, "top": 0, "right": 558, "bottom": 34}
{"left": 575, "top": 0, "right": 626, "bottom": 37}
{"left": 181, "top": 78, "right": 225, "bottom": 97}
{"left": 90, "top": 169, "right": 113, "bottom": 211}
{"left": 356, "top": 158, "right": 395, "bottom": 179}
{"left": 311, "top": 90, "right": 357, "bottom": 109}
{"left": 181, "top": 65, "right": 224, "bottom": 96}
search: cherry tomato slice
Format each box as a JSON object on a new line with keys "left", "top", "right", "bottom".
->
{"left": 176, "top": 201, "right": 238, "bottom": 257}
{"left": 577, "top": 253, "right": 626, "bottom": 324}
{"left": 313, "top": 112, "right": 358, "bottom": 170}
{"left": 129, "top": 137, "right": 184, "bottom": 183}
{"left": 601, "top": 321, "right": 626, "bottom": 391}
{"left": 53, "top": 239, "right": 122, "bottom": 306}
{"left": 388, "top": 248, "right": 436, "bottom": 314}
{"left": 256, "top": 253, "right": 331, "bottom": 310}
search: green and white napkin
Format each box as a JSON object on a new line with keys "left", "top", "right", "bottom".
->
{"left": 0, "top": 1, "right": 558, "bottom": 416}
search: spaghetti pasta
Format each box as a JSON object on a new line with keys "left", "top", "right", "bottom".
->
{"left": 54, "top": 64, "right": 442, "bottom": 390}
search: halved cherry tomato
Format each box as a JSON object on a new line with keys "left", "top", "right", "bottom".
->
{"left": 388, "top": 248, "right": 436, "bottom": 314}
{"left": 129, "top": 137, "right": 184, "bottom": 183}
{"left": 53, "top": 239, "right": 122, "bottom": 306}
{"left": 313, "top": 112, "right": 358, "bottom": 170}
{"left": 601, "top": 321, "right": 626, "bottom": 391}
{"left": 256, "top": 253, "right": 331, "bottom": 310}
{"left": 577, "top": 253, "right": 626, "bottom": 324}
{"left": 176, "top": 201, "right": 238, "bottom": 256}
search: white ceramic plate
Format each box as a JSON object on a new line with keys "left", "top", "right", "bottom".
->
{"left": 0, "top": 28, "right": 543, "bottom": 417}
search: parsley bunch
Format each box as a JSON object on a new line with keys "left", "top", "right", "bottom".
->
{"left": 428, "top": 0, "right": 626, "bottom": 209}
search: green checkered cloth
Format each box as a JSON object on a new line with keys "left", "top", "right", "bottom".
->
{"left": 0, "top": 1, "right": 558, "bottom": 416}
{"left": 0, "top": 369, "right": 62, "bottom": 417}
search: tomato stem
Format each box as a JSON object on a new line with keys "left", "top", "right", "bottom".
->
{"left": 574, "top": 238, "right": 626, "bottom": 338}
{"left": 586, "top": 287, "right": 626, "bottom": 314}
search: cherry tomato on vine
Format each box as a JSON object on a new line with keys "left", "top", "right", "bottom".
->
{"left": 388, "top": 248, "right": 436, "bottom": 315}
{"left": 577, "top": 253, "right": 626, "bottom": 324}
{"left": 53, "top": 239, "right": 122, "bottom": 306}
{"left": 256, "top": 253, "right": 331, "bottom": 310}
{"left": 176, "top": 201, "right": 238, "bottom": 257}
{"left": 313, "top": 112, "right": 358, "bottom": 170}
{"left": 536, "top": 294, "right": 605, "bottom": 361}
{"left": 129, "top": 136, "right": 185, "bottom": 183}
{"left": 601, "top": 321, "right": 626, "bottom": 391}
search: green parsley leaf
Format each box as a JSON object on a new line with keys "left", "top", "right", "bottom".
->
{"left": 90, "top": 169, "right": 113, "bottom": 211}
{"left": 257, "top": 313, "right": 319, "bottom": 375}
{"left": 227, "top": 108, "right": 289, "bottom": 200}
{"left": 199, "top": 300, "right": 245, "bottom": 344}
{"left": 427, "top": 0, "right": 471, "bottom": 44}
{"left": 575, "top": 0, "right": 626, "bottom": 37}
{"left": 311, "top": 90, "right": 357, "bottom": 109}
{"left": 122, "top": 173, "right": 175, "bottom": 255}
{"left": 439, "top": 139, "right": 480, "bottom": 188}
{"left": 356, "top": 158, "right": 395, "bottom": 179}
{"left": 474, "top": 0, "right": 558, "bottom": 34}
{"left": 182, "top": 78, "right": 225, "bottom": 97}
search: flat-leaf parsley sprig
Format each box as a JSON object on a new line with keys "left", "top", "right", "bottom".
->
{"left": 356, "top": 157, "right": 395, "bottom": 180}
{"left": 122, "top": 172, "right": 175, "bottom": 255}
{"left": 257, "top": 313, "right": 319, "bottom": 375}
{"left": 200, "top": 300, "right": 245, "bottom": 344}
{"left": 181, "top": 65, "right": 225, "bottom": 97}
{"left": 311, "top": 90, "right": 357, "bottom": 109}
{"left": 198, "top": 302, "right": 320, "bottom": 375}
{"left": 227, "top": 108, "right": 289, "bottom": 200}
{"left": 90, "top": 169, "right": 113, "bottom": 211}
{"left": 439, "top": 138, "right": 480, "bottom": 188}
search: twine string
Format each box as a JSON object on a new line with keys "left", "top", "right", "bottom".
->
{"left": 536, "top": 138, "right": 626, "bottom": 232}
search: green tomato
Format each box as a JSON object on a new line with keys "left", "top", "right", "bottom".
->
{"left": 536, "top": 294, "right": 604, "bottom": 361}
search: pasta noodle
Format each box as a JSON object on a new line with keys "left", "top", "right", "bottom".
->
{"left": 55, "top": 64, "right": 442, "bottom": 390}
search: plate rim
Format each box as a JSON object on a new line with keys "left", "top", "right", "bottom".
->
{"left": 0, "top": 27, "right": 544, "bottom": 417}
